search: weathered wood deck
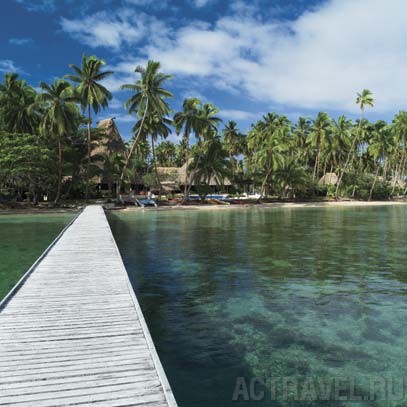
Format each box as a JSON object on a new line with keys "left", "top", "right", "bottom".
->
{"left": 0, "top": 205, "right": 178, "bottom": 406}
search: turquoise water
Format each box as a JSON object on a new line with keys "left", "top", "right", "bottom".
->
{"left": 108, "top": 206, "right": 407, "bottom": 406}
{"left": 0, "top": 212, "right": 74, "bottom": 300}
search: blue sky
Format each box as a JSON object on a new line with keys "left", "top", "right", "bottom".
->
{"left": 1, "top": 0, "right": 406, "bottom": 140}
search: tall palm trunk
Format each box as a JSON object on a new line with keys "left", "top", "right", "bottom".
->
{"left": 151, "top": 135, "right": 162, "bottom": 199}
{"left": 181, "top": 136, "right": 191, "bottom": 203}
{"left": 118, "top": 99, "right": 149, "bottom": 197}
{"left": 55, "top": 138, "right": 63, "bottom": 204}
{"left": 261, "top": 162, "right": 272, "bottom": 197}
{"left": 383, "top": 156, "right": 388, "bottom": 180}
{"left": 392, "top": 139, "right": 405, "bottom": 194}
{"left": 369, "top": 161, "right": 380, "bottom": 201}
{"left": 182, "top": 147, "right": 207, "bottom": 204}
{"left": 336, "top": 110, "right": 364, "bottom": 198}
{"left": 85, "top": 104, "right": 91, "bottom": 200}
{"left": 313, "top": 148, "right": 320, "bottom": 179}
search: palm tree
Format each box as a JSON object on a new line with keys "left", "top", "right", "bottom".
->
{"left": 66, "top": 54, "right": 113, "bottom": 199}
{"left": 273, "top": 158, "right": 311, "bottom": 198}
{"left": 368, "top": 121, "right": 392, "bottom": 200}
{"left": 0, "top": 73, "right": 41, "bottom": 133}
{"left": 391, "top": 111, "right": 407, "bottom": 194}
{"left": 119, "top": 60, "right": 172, "bottom": 194}
{"left": 293, "top": 117, "right": 311, "bottom": 166}
{"left": 308, "top": 112, "right": 331, "bottom": 179}
{"left": 247, "top": 113, "right": 290, "bottom": 196}
{"left": 102, "top": 151, "right": 125, "bottom": 195}
{"left": 190, "top": 136, "right": 230, "bottom": 200}
{"left": 134, "top": 113, "right": 172, "bottom": 195}
{"left": 330, "top": 115, "right": 353, "bottom": 172}
{"left": 38, "top": 79, "right": 79, "bottom": 203}
{"left": 155, "top": 141, "right": 177, "bottom": 166}
{"left": 173, "top": 98, "right": 202, "bottom": 145}
{"left": 336, "top": 89, "right": 374, "bottom": 197}
{"left": 174, "top": 99, "right": 221, "bottom": 201}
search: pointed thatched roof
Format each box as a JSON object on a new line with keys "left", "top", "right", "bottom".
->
{"left": 91, "top": 118, "right": 127, "bottom": 185}
{"left": 93, "top": 118, "right": 127, "bottom": 158}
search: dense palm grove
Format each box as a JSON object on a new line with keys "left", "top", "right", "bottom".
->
{"left": 0, "top": 55, "right": 405, "bottom": 205}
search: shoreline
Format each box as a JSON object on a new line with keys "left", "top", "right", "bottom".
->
{"left": 1, "top": 200, "right": 406, "bottom": 215}
{"left": 116, "top": 200, "right": 407, "bottom": 212}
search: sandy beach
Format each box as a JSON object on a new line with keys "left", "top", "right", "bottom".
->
{"left": 117, "top": 200, "right": 407, "bottom": 212}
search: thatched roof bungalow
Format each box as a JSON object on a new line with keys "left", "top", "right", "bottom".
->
{"left": 155, "top": 160, "right": 231, "bottom": 192}
{"left": 319, "top": 172, "right": 338, "bottom": 186}
{"left": 92, "top": 118, "right": 127, "bottom": 187}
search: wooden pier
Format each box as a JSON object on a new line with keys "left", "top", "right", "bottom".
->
{"left": 0, "top": 205, "right": 178, "bottom": 406}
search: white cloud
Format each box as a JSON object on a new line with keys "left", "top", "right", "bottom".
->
{"left": 15, "top": 0, "right": 56, "bottom": 13}
{"left": 192, "top": 0, "right": 212, "bottom": 7}
{"left": 60, "top": 8, "right": 160, "bottom": 50}
{"left": 98, "top": 114, "right": 135, "bottom": 125}
{"left": 139, "top": 0, "right": 407, "bottom": 113}
{"left": 181, "top": 89, "right": 208, "bottom": 102}
{"left": 9, "top": 37, "right": 34, "bottom": 46}
{"left": 220, "top": 109, "right": 258, "bottom": 121}
{"left": 108, "top": 97, "right": 124, "bottom": 110}
{"left": 0, "top": 60, "right": 23, "bottom": 74}
{"left": 125, "top": 0, "right": 169, "bottom": 7}
{"left": 100, "top": 57, "right": 146, "bottom": 92}
{"left": 63, "top": 0, "right": 407, "bottom": 113}
{"left": 114, "top": 114, "right": 136, "bottom": 123}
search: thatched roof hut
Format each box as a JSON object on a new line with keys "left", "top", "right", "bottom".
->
{"left": 93, "top": 118, "right": 127, "bottom": 158}
{"left": 155, "top": 160, "right": 231, "bottom": 191}
{"left": 92, "top": 118, "right": 127, "bottom": 186}
{"left": 319, "top": 172, "right": 338, "bottom": 186}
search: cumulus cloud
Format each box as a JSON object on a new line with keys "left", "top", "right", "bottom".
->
{"left": 60, "top": 8, "right": 164, "bottom": 50}
{"left": 141, "top": 0, "right": 407, "bottom": 113}
{"left": 64, "top": 0, "right": 407, "bottom": 113}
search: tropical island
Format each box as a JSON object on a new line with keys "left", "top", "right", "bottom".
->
{"left": 0, "top": 55, "right": 406, "bottom": 209}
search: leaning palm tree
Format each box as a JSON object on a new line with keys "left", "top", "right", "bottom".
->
{"left": 118, "top": 60, "right": 172, "bottom": 194}
{"left": 38, "top": 79, "right": 79, "bottom": 203}
{"left": 335, "top": 89, "right": 374, "bottom": 197}
{"left": 66, "top": 54, "right": 113, "bottom": 199}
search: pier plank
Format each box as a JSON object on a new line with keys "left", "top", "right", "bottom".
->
{"left": 0, "top": 206, "right": 177, "bottom": 406}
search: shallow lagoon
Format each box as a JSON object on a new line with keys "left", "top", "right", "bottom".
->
{"left": 109, "top": 206, "right": 407, "bottom": 406}
{"left": 0, "top": 212, "right": 74, "bottom": 300}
